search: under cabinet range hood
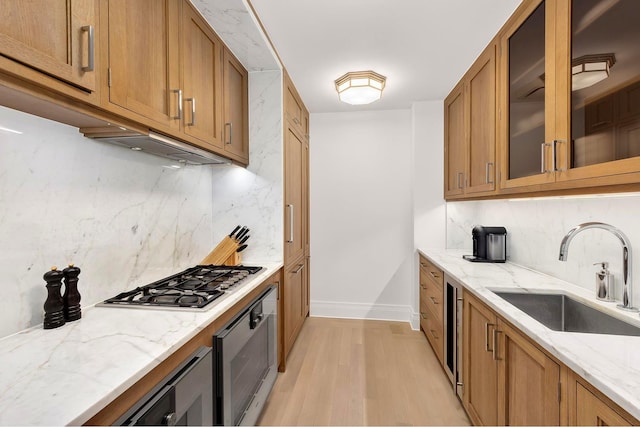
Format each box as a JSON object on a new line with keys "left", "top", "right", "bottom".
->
{"left": 81, "top": 128, "right": 231, "bottom": 165}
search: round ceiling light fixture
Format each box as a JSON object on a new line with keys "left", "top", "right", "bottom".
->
{"left": 334, "top": 71, "right": 386, "bottom": 105}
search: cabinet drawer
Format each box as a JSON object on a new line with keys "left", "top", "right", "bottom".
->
{"left": 419, "top": 256, "right": 444, "bottom": 287}
{"left": 421, "top": 309, "right": 444, "bottom": 365}
{"left": 420, "top": 282, "right": 443, "bottom": 324}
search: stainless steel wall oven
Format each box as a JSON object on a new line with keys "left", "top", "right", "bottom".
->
{"left": 114, "top": 346, "right": 213, "bottom": 426}
{"left": 213, "top": 285, "right": 278, "bottom": 426}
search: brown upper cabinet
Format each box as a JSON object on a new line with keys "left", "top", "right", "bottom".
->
{"left": 0, "top": 0, "right": 98, "bottom": 95}
{"left": 448, "top": 0, "right": 640, "bottom": 199}
{"left": 501, "top": 0, "right": 640, "bottom": 191}
{"left": 105, "top": 0, "right": 181, "bottom": 130}
{"left": 181, "top": 3, "right": 225, "bottom": 151}
{"left": 101, "top": 0, "right": 248, "bottom": 164}
{"left": 445, "top": 44, "right": 497, "bottom": 198}
{"left": 223, "top": 47, "right": 249, "bottom": 162}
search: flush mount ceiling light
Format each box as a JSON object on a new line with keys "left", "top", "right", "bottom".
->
{"left": 572, "top": 53, "right": 616, "bottom": 91}
{"left": 334, "top": 71, "right": 386, "bottom": 105}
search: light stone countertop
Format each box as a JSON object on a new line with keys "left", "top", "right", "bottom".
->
{"left": 0, "top": 262, "right": 282, "bottom": 426}
{"left": 419, "top": 248, "right": 640, "bottom": 421}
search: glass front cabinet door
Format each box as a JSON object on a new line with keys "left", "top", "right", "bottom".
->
{"left": 500, "top": 0, "right": 640, "bottom": 191}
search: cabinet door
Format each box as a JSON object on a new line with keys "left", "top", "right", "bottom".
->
{"left": 466, "top": 45, "right": 497, "bottom": 194}
{"left": 497, "top": 319, "right": 560, "bottom": 426}
{"left": 463, "top": 293, "right": 498, "bottom": 426}
{"left": 575, "top": 382, "right": 632, "bottom": 426}
{"left": 107, "top": 0, "right": 180, "bottom": 128}
{"left": 284, "top": 261, "right": 305, "bottom": 358}
{"left": 500, "top": 0, "right": 557, "bottom": 189}
{"left": 182, "top": 2, "right": 223, "bottom": 149}
{"left": 284, "top": 126, "right": 305, "bottom": 264}
{"left": 285, "top": 74, "right": 303, "bottom": 132}
{"left": 444, "top": 82, "right": 466, "bottom": 197}
{"left": 0, "top": 0, "right": 97, "bottom": 91}
{"left": 223, "top": 47, "right": 249, "bottom": 161}
{"left": 558, "top": 0, "right": 640, "bottom": 182}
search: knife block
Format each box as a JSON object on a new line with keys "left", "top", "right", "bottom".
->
{"left": 223, "top": 252, "right": 241, "bottom": 266}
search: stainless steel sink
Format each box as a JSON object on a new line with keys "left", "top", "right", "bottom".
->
{"left": 492, "top": 291, "right": 640, "bottom": 336}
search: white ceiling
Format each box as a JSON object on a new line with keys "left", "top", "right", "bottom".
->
{"left": 249, "top": 0, "right": 523, "bottom": 113}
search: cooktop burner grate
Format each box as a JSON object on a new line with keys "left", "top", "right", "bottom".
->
{"left": 101, "top": 265, "right": 262, "bottom": 309}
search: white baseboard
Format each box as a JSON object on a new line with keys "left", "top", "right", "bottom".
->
{"left": 310, "top": 300, "right": 413, "bottom": 324}
{"left": 409, "top": 310, "right": 420, "bottom": 331}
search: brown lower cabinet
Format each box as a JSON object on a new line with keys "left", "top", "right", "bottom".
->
{"left": 282, "top": 258, "right": 308, "bottom": 363}
{"left": 572, "top": 380, "right": 632, "bottom": 426}
{"left": 461, "top": 290, "right": 639, "bottom": 426}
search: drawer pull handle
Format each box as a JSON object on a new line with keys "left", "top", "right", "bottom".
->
{"left": 420, "top": 311, "right": 428, "bottom": 319}
{"left": 429, "top": 271, "right": 440, "bottom": 279}
{"left": 430, "top": 329, "right": 439, "bottom": 339}
{"left": 430, "top": 296, "right": 439, "bottom": 305}
{"left": 420, "top": 283, "right": 427, "bottom": 290}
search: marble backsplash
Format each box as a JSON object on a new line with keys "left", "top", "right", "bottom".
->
{"left": 447, "top": 193, "right": 640, "bottom": 308}
{"left": 210, "top": 71, "right": 283, "bottom": 265}
{"left": 0, "top": 106, "right": 216, "bottom": 338}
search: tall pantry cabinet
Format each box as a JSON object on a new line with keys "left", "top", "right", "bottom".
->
{"left": 282, "top": 70, "right": 310, "bottom": 368}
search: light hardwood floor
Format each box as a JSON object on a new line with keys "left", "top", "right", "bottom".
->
{"left": 258, "top": 317, "right": 470, "bottom": 426}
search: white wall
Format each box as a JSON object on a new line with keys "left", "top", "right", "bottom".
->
{"left": 447, "top": 194, "right": 640, "bottom": 308}
{"left": 0, "top": 106, "right": 216, "bottom": 338}
{"left": 310, "top": 109, "right": 414, "bottom": 321}
{"left": 411, "top": 101, "right": 446, "bottom": 329}
{"left": 413, "top": 101, "right": 446, "bottom": 250}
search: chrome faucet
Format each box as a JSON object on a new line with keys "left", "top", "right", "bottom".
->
{"left": 559, "top": 222, "right": 637, "bottom": 312}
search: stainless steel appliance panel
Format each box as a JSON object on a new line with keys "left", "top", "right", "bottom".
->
{"left": 214, "top": 286, "right": 277, "bottom": 426}
{"left": 115, "top": 346, "right": 213, "bottom": 426}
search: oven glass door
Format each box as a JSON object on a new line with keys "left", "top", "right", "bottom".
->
{"left": 214, "top": 286, "right": 277, "bottom": 426}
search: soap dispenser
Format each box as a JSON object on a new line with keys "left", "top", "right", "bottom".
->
{"left": 594, "top": 262, "right": 615, "bottom": 302}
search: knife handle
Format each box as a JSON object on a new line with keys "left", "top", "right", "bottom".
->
{"left": 237, "top": 244, "right": 248, "bottom": 253}
{"left": 237, "top": 227, "right": 250, "bottom": 240}
{"left": 239, "top": 235, "right": 250, "bottom": 245}
{"left": 229, "top": 225, "right": 241, "bottom": 237}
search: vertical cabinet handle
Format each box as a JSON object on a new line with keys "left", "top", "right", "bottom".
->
{"left": 492, "top": 329, "right": 502, "bottom": 361}
{"left": 287, "top": 204, "right": 294, "bottom": 243}
{"left": 293, "top": 263, "right": 304, "bottom": 274}
{"left": 486, "top": 162, "right": 494, "bottom": 184}
{"left": 484, "top": 322, "right": 495, "bottom": 352}
{"left": 553, "top": 139, "right": 565, "bottom": 172}
{"left": 172, "top": 89, "right": 183, "bottom": 120}
{"left": 81, "top": 25, "right": 94, "bottom": 71}
{"left": 185, "top": 98, "right": 196, "bottom": 126}
{"left": 225, "top": 122, "right": 233, "bottom": 145}
{"left": 540, "top": 142, "right": 547, "bottom": 173}
{"left": 457, "top": 172, "right": 464, "bottom": 189}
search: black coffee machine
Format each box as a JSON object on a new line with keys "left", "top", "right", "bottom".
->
{"left": 463, "top": 225, "right": 507, "bottom": 263}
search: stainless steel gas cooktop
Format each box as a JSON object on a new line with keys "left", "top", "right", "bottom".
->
{"left": 99, "top": 265, "right": 262, "bottom": 310}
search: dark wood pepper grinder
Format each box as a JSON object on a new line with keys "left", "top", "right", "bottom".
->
{"left": 63, "top": 264, "right": 82, "bottom": 321}
{"left": 43, "top": 266, "right": 65, "bottom": 329}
